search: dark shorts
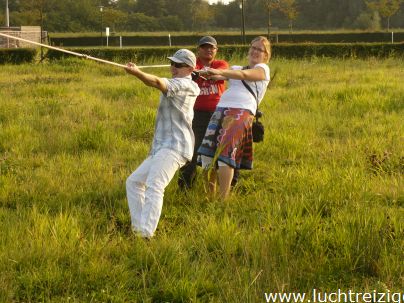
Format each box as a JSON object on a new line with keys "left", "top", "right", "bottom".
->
{"left": 197, "top": 107, "right": 254, "bottom": 169}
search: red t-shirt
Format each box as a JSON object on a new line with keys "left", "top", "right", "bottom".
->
{"left": 194, "top": 58, "right": 228, "bottom": 112}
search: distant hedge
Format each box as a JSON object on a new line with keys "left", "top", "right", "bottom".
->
{"left": 1, "top": 42, "right": 403, "bottom": 65}
{"left": 0, "top": 48, "right": 37, "bottom": 64}
{"left": 271, "top": 42, "right": 404, "bottom": 59}
{"left": 49, "top": 32, "right": 404, "bottom": 47}
{"left": 45, "top": 43, "right": 404, "bottom": 64}
{"left": 270, "top": 32, "right": 404, "bottom": 43}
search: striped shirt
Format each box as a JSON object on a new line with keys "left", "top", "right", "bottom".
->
{"left": 150, "top": 75, "right": 200, "bottom": 161}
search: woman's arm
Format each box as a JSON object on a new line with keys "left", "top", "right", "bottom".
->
{"left": 202, "top": 66, "right": 267, "bottom": 82}
{"left": 125, "top": 63, "right": 168, "bottom": 93}
{"left": 206, "top": 74, "right": 227, "bottom": 81}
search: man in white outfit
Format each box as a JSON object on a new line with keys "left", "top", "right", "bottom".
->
{"left": 124, "top": 49, "right": 200, "bottom": 238}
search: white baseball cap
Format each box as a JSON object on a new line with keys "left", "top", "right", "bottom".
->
{"left": 167, "top": 49, "right": 196, "bottom": 68}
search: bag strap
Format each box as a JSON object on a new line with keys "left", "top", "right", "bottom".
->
{"left": 241, "top": 66, "right": 260, "bottom": 115}
{"left": 241, "top": 80, "right": 258, "bottom": 102}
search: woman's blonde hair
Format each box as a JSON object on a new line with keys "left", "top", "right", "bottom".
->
{"left": 251, "top": 36, "right": 271, "bottom": 63}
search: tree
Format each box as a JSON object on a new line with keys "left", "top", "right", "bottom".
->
{"left": 278, "top": 0, "right": 298, "bottom": 32}
{"left": 210, "top": 1, "right": 243, "bottom": 29}
{"left": 354, "top": 11, "right": 381, "bottom": 30}
{"left": 191, "top": 0, "right": 214, "bottom": 31}
{"left": 115, "top": 0, "right": 136, "bottom": 12}
{"left": 366, "top": 0, "right": 403, "bottom": 30}
{"left": 264, "top": 0, "right": 280, "bottom": 36}
{"left": 159, "top": 16, "right": 183, "bottom": 31}
{"left": 136, "top": 0, "right": 167, "bottom": 18}
{"left": 164, "top": 0, "right": 194, "bottom": 28}
{"left": 126, "top": 13, "right": 160, "bottom": 31}
{"left": 3, "top": 0, "right": 404, "bottom": 32}
{"left": 19, "top": 0, "right": 49, "bottom": 26}
{"left": 102, "top": 8, "right": 127, "bottom": 32}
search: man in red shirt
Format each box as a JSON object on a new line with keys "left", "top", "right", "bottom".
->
{"left": 178, "top": 36, "right": 229, "bottom": 189}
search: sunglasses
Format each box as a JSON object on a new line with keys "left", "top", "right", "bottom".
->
{"left": 170, "top": 61, "right": 189, "bottom": 68}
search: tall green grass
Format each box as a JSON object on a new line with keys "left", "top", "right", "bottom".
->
{"left": 0, "top": 57, "right": 403, "bottom": 302}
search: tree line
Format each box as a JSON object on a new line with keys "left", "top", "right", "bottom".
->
{"left": 0, "top": 0, "right": 403, "bottom": 33}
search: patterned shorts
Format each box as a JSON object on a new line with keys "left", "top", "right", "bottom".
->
{"left": 197, "top": 107, "right": 254, "bottom": 169}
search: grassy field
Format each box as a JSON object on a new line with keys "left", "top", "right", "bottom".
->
{"left": 0, "top": 56, "right": 403, "bottom": 302}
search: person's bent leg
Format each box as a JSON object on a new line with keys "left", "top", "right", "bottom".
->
{"left": 178, "top": 111, "right": 213, "bottom": 189}
{"left": 126, "top": 157, "right": 152, "bottom": 233}
{"left": 140, "top": 149, "right": 187, "bottom": 238}
{"left": 178, "top": 160, "right": 197, "bottom": 189}
{"left": 231, "top": 168, "right": 240, "bottom": 187}
{"left": 217, "top": 161, "right": 234, "bottom": 200}
{"left": 201, "top": 155, "right": 217, "bottom": 195}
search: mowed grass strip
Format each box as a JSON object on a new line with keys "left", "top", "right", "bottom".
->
{"left": 0, "top": 57, "right": 403, "bottom": 302}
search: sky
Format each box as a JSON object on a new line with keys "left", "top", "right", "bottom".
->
{"left": 208, "top": 0, "right": 233, "bottom": 4}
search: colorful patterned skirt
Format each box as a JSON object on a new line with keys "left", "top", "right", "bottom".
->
{"left": 197, "top": 107, "right": 254, "bottom": 169}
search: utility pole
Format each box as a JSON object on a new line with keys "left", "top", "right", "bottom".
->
{"left": 99, "top": 5, "right": 104, "bottom": 46}
{"left": 40, "top": 4, "right": 44, "bottom": 61}
{"left": 240, "top": 0, "right": 246, "bottom": 44}
{"left": 5, "top": 0, "right": 10, "bottom": 27}
{"left": 5, "top": 0, "right": 10, "bottom": 48}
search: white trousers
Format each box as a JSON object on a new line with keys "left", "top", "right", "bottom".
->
{"left": 126, "top": 148, "right": 187, "bottom": 238}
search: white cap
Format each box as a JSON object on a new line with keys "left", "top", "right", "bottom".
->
{"left": 167, "top": 49, "right": 196, "bottom": 68}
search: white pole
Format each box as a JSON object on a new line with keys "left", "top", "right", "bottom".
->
{"left": 391, "top": 32, "right": 394, "bottom": 44}
{"left": 5, "top": 0, "right": 10, "bottom": 27}
{"left": 106, "top": 27, "right": 109, "bottom": 47}
{"left": 120, "top": 36, "right": 122, "bottom": 48}
{"left": 5, "top": 0, "right": 10, "bottom": 47}
{"left": 168, "top": 34, "right": 171, "bottom": 47}
{"left": 0, "top": 32, "right": 170, "bottom": 69}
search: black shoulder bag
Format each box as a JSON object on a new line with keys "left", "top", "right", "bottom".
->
{"left": 241, "top": 78, "right": 265, "bottom": 143}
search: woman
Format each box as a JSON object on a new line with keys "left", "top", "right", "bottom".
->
{"left": 198, "top": 36, "right": 271, "bottom": 199}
